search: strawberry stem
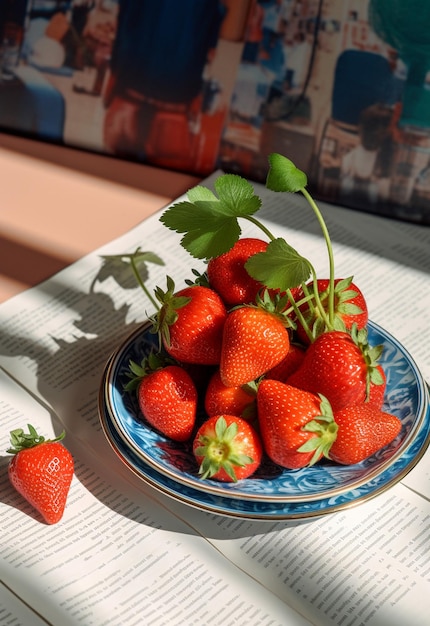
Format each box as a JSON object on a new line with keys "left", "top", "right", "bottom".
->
{"left": 285, "top": 288, "right": 314, "bottom": 342}
{"left": 307, "top": 269, "right": 332, "bottom": 330}
{"left": 243, "top": 215, "right": 276, "bottom": 241}
{"left": 300, "top": 187, "right": 335, "bottom": 327}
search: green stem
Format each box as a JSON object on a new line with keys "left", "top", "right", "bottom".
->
{"left": 286, "top": 289, "right": 314, "bottom": 343}
{"left": 243, "top": 215, "right": 277, "bottom": 241}
{"left": 283, "top": 291, "right": 317, "bottom": 317}
{"left": 300, "top": 187, "right": 335, "bottom": 327}
{"left": 308, "top": 267, "right": 331, "bottom": 329}
{"left": 300, "top": 281, "right": 316, "bottom": 316}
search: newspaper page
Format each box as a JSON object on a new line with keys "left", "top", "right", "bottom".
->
{"left": 1, "top": 172, "right": 429, "bottom": 625}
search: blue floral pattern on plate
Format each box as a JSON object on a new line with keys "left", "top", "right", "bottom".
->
{"left": 100, "top": 320, "right": 429, "bottom": 514}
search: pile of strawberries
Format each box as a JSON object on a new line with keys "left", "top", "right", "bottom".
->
{"left": 126, "top": 235, "right": 401, "bottom": 483}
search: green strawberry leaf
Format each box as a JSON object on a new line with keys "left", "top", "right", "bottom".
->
{"left": 180, "top": 220, "right": 241, "bottom": 260}
{"left": 187, "top": 185, "right": 218, "bottom": 203}
{"left": 266, "top": 153, "right": 308, "bottom": 193}
{"left": 245, "top": 238, "right": 311, "bottom": 291}
{"left": 215, "top": 174, "right": 262, "bottom": 215}
{"left": 160, "top": 174, "right": 262, "bottom": 260}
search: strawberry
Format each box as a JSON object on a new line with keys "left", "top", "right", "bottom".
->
{"left": 153, "top": 277, "right": 227, "bottom": 365}
{"left": 294, "top": 277, "right": 368, "bottom": 343}
{"left": 329, "top": 404, "right": 402, "bottom": 465}
{"left": 7, "top": 425, "right": 74, "bottom": 524}
{"left": 204, "top": 369, "right": 257, "bottom": 419}
{"left": 265, "top": 343, "right": 305, "bottom": 381}
{"left": 207, "top": 237, "right": 268, "bottom": 306}
{"left": 220, "top": 294, "right": 291, "bottom": 387}
{"left": 193, "top": 415, "right": 262, "bottom": 482}
{"left": 287, "top": 326, "right": 384, "bottom": 412}
{"left": 257, "top": 380, "right": 337, "bottom": 469}
{"left": 126, "top": 355, "right": 197, "bottom": 441}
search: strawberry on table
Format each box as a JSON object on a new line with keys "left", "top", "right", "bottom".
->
{"left": 257, "top": 380, "right": 337, "bottom": 469}
{"left": 329, "top": 404, "right": 402, "bottom": 465}
{"left": 153, "top": 277, "right": 227, "bottom": 365}
{"left": 207, "top": 237, "right": 268, "bottom": 306}
{"left": 193, "top": 415, "right": 262, "bottom": 482}
{"left": 126, "top": 354, "right": 198, "bottom": 442}
{"left": 7, "top": 425, "right": 74, "bottom": 525}
{"left": 287, "top": 326, "right": 385, "bottom": 412}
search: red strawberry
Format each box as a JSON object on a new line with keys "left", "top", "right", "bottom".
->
{"left": 329, "top": 404, "right": 402, "bottom": 465}
{"left": 257, "top": 380, "right": 337, "bottom": 469}
{"left": 128, "top": 357, "right": 198, "bottom": 442}
{"left": 287, "top": 327, "right": 384, "bottom": 412}
{"left": 193, "top": 415, "right": 262, "bottom": 482}
{"left": 220, "top": 303, "right": 290, "bottom": 387}
{"left": 265, "top": 343, "right": 305, "bottom": 381}
{"left": 207, "top": 237, "right": 268, "bottom": 306}
{"left": 153, "top": 277, "right": 227, "bottom": 364}
{"left": 204, "top": 369, "right": 257, "bottom": 419}
{"left": 294, "top": 277, "right": 368, "bottom": 343}
{"left": 7, "top": 425, "right": 74, "bottom": 524}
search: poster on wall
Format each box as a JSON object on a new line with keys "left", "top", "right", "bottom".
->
{"left": 0, "top": 0, "right": 246, "bottom": 173}
{"left": 1, "top": 0, "right": 430, "bottom": 224}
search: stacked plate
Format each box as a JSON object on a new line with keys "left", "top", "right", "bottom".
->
{"left": 99, "top": 321, "right": 430, "bottom": 521}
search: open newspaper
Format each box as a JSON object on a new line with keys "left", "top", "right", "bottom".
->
{"left": 1, "top": 172, "right": 430, "bottom": 626}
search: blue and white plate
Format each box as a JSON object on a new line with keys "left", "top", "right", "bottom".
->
{"left": 99, "top": 320, "right": 430, "bottom": 519}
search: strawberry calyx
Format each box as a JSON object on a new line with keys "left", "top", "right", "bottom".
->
{"left": 298, "top": 277, "right": 366, "bottom": 341}
{"left": 151, "top": 275, "right": 191, "bottom": 348}
{"left": 194, "top": 416, "right": 255, "bottom": 482}
{"left": 184, "top": 268, "right": 210, "bottom": 288}
{"left": 6, "top": 424, "right": 65, "bottom": 455}
{"left": 297, "top": 395, "right": 338, "bottom": 465}
{"left": 349, "top": 324, "right": 384, "bottom": 399}
{"left": 233, "top": 289, "right": 296, "bottom": 329}
{"left": 124, "top": 350, "right": 176, "bottom": 392}
{"left": 327, "top": 277, "right": 365, "bottom": 321}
